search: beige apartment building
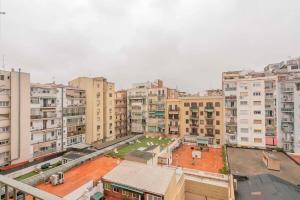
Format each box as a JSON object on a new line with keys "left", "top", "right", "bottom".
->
{"left": 69, "top": 77, "right": 115, "bottom": 144}
{"left": 165, "top": 91, "right": 224, "bottom": 145}
{"left": 0, "top": 69, "right": 31, "bottom": 167}
{"left": 115, "top": 90, "right": 127, "bottom": 138}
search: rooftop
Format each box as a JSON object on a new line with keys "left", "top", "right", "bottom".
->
{"left": 227, "top": 147, "right": 300, "bottom": 185}
{"left": 36, "top": 156, "right": 119, "bottom": 197}
{"left": 125, "top": 150, "right": 154, "bottom": 161}
{"left": 235, "top": 174, "right": 300, "bottom": 200}
{"left": 102, "top": 160, "right": 176, "bottom": 196}
{"left": 171, "top": 144, "right": 223, "bottom": 173}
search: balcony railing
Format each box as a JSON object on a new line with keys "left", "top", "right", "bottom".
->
{"left": 281, "top": 87, "right": 294, "bottom": 93}
{"left": 204, "top": 106, "right": 214, "bottom": 112}
{"left": 281, "top": 107, "right": 294, "bottom": 112}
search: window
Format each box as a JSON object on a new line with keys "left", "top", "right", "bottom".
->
{"left": 216, "top": 139, "right": 220, "bottom": 144}
{"left": 254, "top": 111, "right": 261, "bottom": 115}
{"left": 254, "top": 120, "right": 262, "bottom": 124}
{"left": 215, "top": 129, "right": 220, "bottom": 134}
{"left": 216, "top": 120, "right": 220, "bottom": 125}
{"left": 133, "top": 193, "right": 141, "bottom": 199}
{"left": 147, "top": 194, "right": 162, "bottom": 200}
{"left": 215, "top": 102, "right": 220, "bottom": 107}
{"left": 200, "top": 111, "right": 204, "bottom": 116}
{"left": 184, "top": 103, "right": 190, "bottom": 107}
{"left": 0, "top": 127, "right": 9, "bottom": 133}
{"left": 113, "top": 187, "right": 121, "bottom": 193}
{"left": 253, "top": 92, "right": 261, "bottom": 96}
{"left": 109, "top": 93, "right": 112, "bottom": 97}
{"left": 186, "top": 128, "right": 189, "bottom": 132}
{"left": 253, "top": 82, "right": 261, "bottom": 87}
{"left": 186, "top": 119, "right": 189, "bottom": 124}
{"left": 0, "top": 75, "right": 4, "bottom": 80}
{"left": 297, "top": 83, "right": 300, "bottom": 91}
{"left": 51, "top": 120, "right": 54, "bottom": 125}
{"left": 200, "top": 129, "right": 204, "bottom": 133}
{"left": 240, "top": 128, "right": 248, "bottom": 133}
{"left": 185, "top": 111, "right": 189, "bottom": 115}
{"left": 0, "top": 101, "right": 9, "bottom": 107}
{"left": 254, "top": 129, "right": 262, "bottom": 134}
{"left": 241, "top": 137, "right": 248, "bottom": 142}
{"left": 122, "top": 190, "right": 129, "bottom": 196}
{"left": 254, "top": 138, "right": 262, "bottom": 143}
{"left": 253, "top": 101, "right": 261, "bottom": 105}
{"left": 216, "top": 111, "right": 220, "bottom": 116}
{"left": 240, "top": 101, "right": 248, "bottom": 105}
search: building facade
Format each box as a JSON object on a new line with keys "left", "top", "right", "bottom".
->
{"left": 223, "top": 71, "right": 278, "bottom": 148}
{"left": 30, "top": 83, "right": 62, "bottom": 158}
{"left": 0, "top": 69, "right": 31, "bottom": 167}
{"left": 69, "top": 77, "right": 115, "bottom": 144}
{"left": 115, "top": 90, "right": 127, "bottom": 138}
{"left": 30, "top": 83, "right": 87, "bottom": 159}
{"left": 165, "top": 91, "right": 224, "bottom": 145}
{"left": 127, "top": 82, "right": 150, "bottom": 134}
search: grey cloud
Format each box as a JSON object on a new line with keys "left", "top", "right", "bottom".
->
{"left": 0, "top": 0, "right": 300, "bottom": 92}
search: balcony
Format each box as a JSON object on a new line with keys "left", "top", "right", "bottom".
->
{"left": 190, "top": 106, "right": 198, "bottom": 112}
{"left": 225, "top": 87, "right": 237, "bottom": 91}
{"left": 190, "top": 124, "right": 199, "bottom": 128}
{"left": 281, "top": 107, "right": 294, "bottom": 112}
{"left": 282, "top": 118, "right": 294, "bottom": 123}
{"left": 190, "top": 115, "right": 199, "bottom": 120}
{"left": 205, "top": 124, "right": 214, "bottom": 128}
{"left": 33, "top": 147, "right": 57, "bottom": 158}
{"left": 282, "top": 98, "right": 293, "bottom": 102}
{"left": 204, "top": 106, "right": 214, "bottom": 112}
{"left": 282, "top": 87, "right": 294, "bottom": 93}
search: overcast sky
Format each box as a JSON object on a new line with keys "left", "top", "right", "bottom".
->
{"left": 0, "top": 0, "right": 300, "bottom": 92}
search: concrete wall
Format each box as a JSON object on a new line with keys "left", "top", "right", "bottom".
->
{"left": 10, "top": 70, "right": 31, "bottom": 164}
{"left": 5, "top": 156, "right": 62, "bottom": 179}
{"left": 185, "top": 179, "right": 228, "bottom": 200}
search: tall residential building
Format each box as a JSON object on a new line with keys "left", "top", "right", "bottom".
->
{"left": 62, "top": 87, "right": 86, "bottom": 147}
{"left": 115, "top": 90, "right": 127, "bottom": 138}
{"left": 30, "top": 83, "right": 87, "bottom": 158}
{"left": 30, "top": 83, "right": 62, "bottom": 158}
{"left": 165, "top": 91, "right": 224, "bottom": 145}
{"left": 223, "top": 71, "right": 278, "bottom": 148}
{"left": 265, "top": 58, "right": 300, "bottom": 153}
{"left": 0, "top": 69, "right": 31, "bottom": 167}
{"left": 69, "top": 77, "right": 116, "bottom": 144}
{"left": 127, "top": 80, "right": 177, "bottom": 135}
{"left": 127, "top": 82, "right": 151, "bottom": 134}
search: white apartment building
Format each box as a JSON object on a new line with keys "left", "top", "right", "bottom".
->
{"left": 127, "top": 82, "right": 150, "bottom": 134}
{"left": 31, "top": 83, "right": 87, "bottom": 159}
{"left": 223, "top": 71, "right": 278, "bottom": 148}
{"left": 30, "top": 83, "right": 62, "bottom": 158}
{"left": 0, "top": 69, "right": 31, "bottom": 167}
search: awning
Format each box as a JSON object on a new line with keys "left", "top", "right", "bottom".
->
{"left": 93, "top": 192, "right": 103, "bottom": 200}
{"left": 196, "top": 137, "right": 209, "bottom": 145}
{"left": 112, "top": 183, "right": 144, "bottom": 194}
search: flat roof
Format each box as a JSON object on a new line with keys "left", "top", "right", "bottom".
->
{"left": 125, "top": 150, "right": 154, "bottom": 160}
{"left": 36, "top": 156, "right": 119, "bottom": 197}
{"left": 227, "top": 147, "right": 300, "bottom": 185}
{"left": 144, "top": 145, "right": 159, "bottom": 151}
{"left": 171, "top": 144, "right": 223, "bottom": 173}
{"left": 102, "top": 160, "right": 175, "bottom": 196}
{"left": 235, "top": 174, "right": 300, "bottom": 200}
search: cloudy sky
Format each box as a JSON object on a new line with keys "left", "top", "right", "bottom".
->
{"left": 0, "top": 0, "right": 300, "bottom": 92}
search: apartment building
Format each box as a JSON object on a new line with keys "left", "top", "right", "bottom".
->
{"left": 127, "top": 80, "right": 178, "bottom": 135}
{"left": 30, "top": 83, "right": 62, "bottom": 158}
{"left": 127, "top": 82, "right": 151, "bottom": 134}
{"left": 0, "top": 69, "right": 31, "bottom": 167}
{"left": 69, "top": 77, "right": 115, "bottom": 144}
{"left": 30, "top": 83, "right": 87, "bottom": 158}
{"left": 165, "top": 91, "right": 224, "bottom": 145}
{"left": 223, "top": 71, "right": 278, "bottom": 148}
{"left": 265, "top": 58, "right": 300, "bottom": 153}
{"left": 62, "top": 87, "right": 86, "bottom": 147}
{"left": 115, "top": 90, "right": 127, "bottom": 138}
